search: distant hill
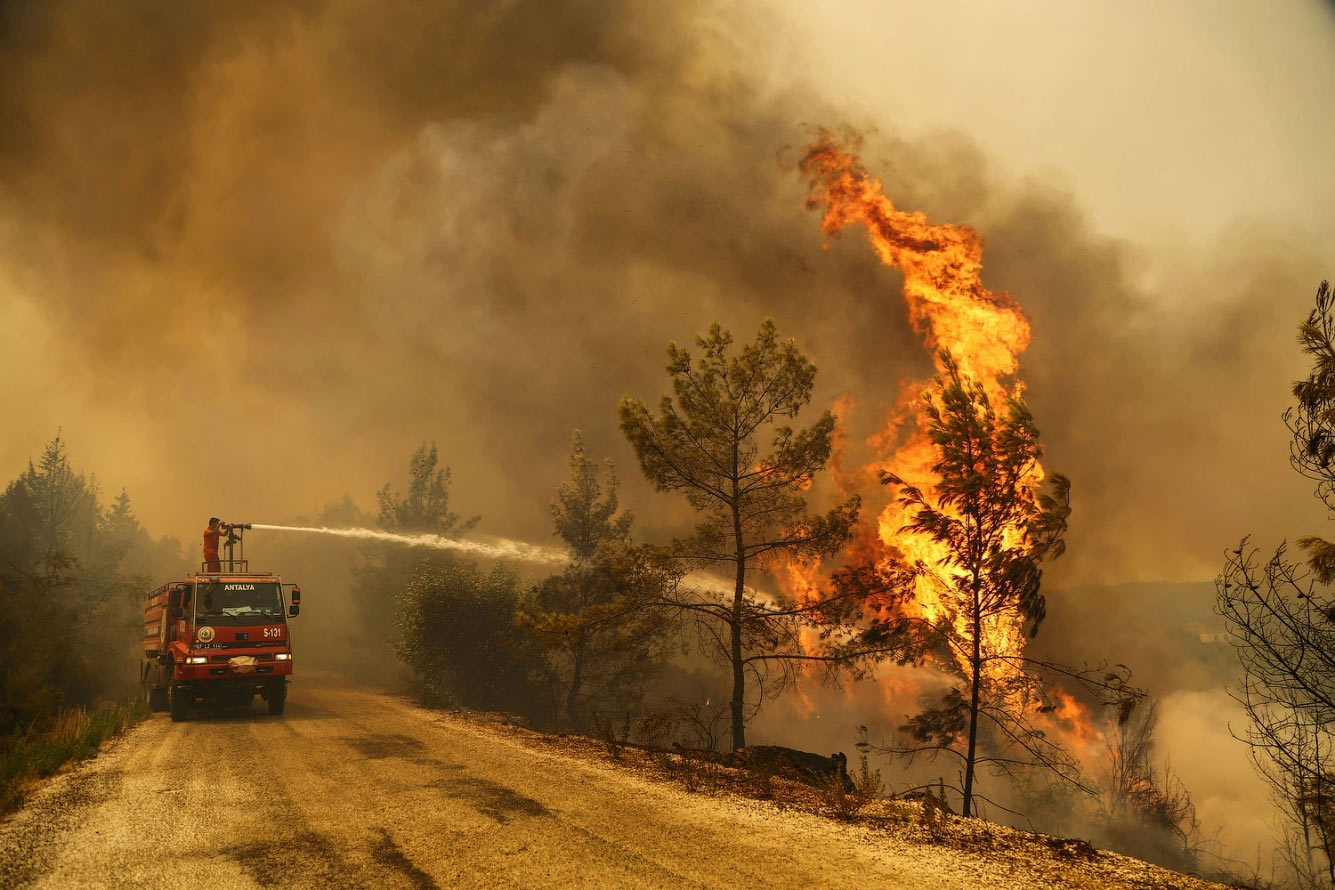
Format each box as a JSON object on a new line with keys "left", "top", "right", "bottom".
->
{"left": 1028, "top": 580, "right": 1236, "bottom": 697}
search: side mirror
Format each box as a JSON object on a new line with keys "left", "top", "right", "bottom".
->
{"left": 288, "top": 604, "right": 300, "bottom": 617}
{"left": 172, "top": 606, "right": 185, "bottom": 619}
{"left": 290, "top": 586, "right": 301, "bottom": 606}
{"left": 168, "top": 589, "right": 182, "bottom": 609}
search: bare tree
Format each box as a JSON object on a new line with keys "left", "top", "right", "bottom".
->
{"left": 1097, "top": 699, "right": 1204, "bottom": 872}
{"left": 1217, "top": 280, "right": 1335, "bottom": 889}
{"left": 1219, "top": 542, "right": 1335, "bottom": 888}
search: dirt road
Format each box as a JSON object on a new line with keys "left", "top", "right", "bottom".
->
{"left": 0, "top": 680, "right": 1205, "bottom": 890}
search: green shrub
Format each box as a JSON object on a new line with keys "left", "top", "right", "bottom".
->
{"left": 394, "top": 561, "right": 556, "bottom": 720}
{"left": 1, "top": 698, "right": 146, "bottom": 814}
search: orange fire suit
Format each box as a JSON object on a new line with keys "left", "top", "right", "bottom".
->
{"left": 203, "top": 526, "right": 223, "bottom": 572}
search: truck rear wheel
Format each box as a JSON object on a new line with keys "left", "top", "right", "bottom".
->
{"left": 168, "top": 684, "right": 189, "bottom": 722}
{"left": 145, "top": 678, "right": 167, "bottom": 713}
{"left": 267, "top": 681, "right": 286, "bottom": 716}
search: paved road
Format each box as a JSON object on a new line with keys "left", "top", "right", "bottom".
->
{"left": 0, "top": 680, "right": 1119, "bottom": 890}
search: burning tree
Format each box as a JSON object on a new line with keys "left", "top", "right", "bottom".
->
{"left": 520, "top": 432, "right": 678, "bottom": 730}
{"left": 619, "top": 319, "right": 859, "bottom": 749}
{"left": 869, "top": 353, "right": 1074, "bottom": 817}
{"left": 799, "top": 133, "right": 1138, "bottom": 820}
{"left": 1096, "top": 699, "right": 1203, "bottom": 872}
{"left": 1218, "top": 280, "right": 1335, "bottom": 889}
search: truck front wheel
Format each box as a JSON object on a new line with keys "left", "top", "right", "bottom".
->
{"left": 168, "top": 684, "right": 189, "bottom": 722}
{"left": 267, "top": 681, "right": 286, "bottom": 716}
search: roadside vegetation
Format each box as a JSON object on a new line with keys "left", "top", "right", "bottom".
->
{"left": 1, "top": 698, "right": 146, "bottom": 814}
{"left": 0, "top": 435, "right": 181, "bottom": 813}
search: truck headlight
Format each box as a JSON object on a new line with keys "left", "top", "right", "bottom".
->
{"left": 186, "top": 656, "right": 208, "bottom": 665}
{"left": 275, "top": 653, "right": 291, "bottom": 661}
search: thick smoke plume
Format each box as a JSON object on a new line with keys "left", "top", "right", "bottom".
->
{"left": 0, "top": 0, "right": 1325, "bottom": 588}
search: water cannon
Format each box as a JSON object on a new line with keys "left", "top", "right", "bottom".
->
{"left": 220, "top": 522, "right": 251, "bottom": 542}
{"left": 213, "top": 522, "right": 252, "bottom": 572}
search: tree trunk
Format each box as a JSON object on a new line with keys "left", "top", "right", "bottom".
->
{"left": 962, "top": 584, "right": 982, "bottom": 817}
{"left": 730, "top": 563, "right": 746, "bottom": 750}
{"left": 567, "top": 630, "right": 585, "bottom": 731}
{"left": 730, "top": 502, "right": 747, "bottom": 751}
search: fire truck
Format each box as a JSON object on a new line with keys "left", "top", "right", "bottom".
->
{"left": 141, "top": 524, "right": 302, "bottom": 722}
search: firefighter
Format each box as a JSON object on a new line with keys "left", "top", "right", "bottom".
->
{"left": 203, "top": 517, "right": 230, "bottom": 572}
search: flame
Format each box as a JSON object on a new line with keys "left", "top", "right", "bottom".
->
{"left": 784, "top": 131, "right": 1097, "bottom": 749}
{"left": 798, "top": 133, "right": 1031, "bottom": 399}
{"left": 798, "top": 132, "right": 1037, "bottom": 667}
{"left": 1045, "top": 688, "right": 1098, "bottom": 752}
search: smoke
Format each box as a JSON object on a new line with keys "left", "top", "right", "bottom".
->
{"left": 0, "top": 0, "right": 1326, "bottom": 589}
{"left": 1, "top": 0, "right": 1331, "bottom": 873}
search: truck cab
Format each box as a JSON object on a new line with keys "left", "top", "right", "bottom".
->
{"left": 142, "top": 568, "right": 301, "bottom": 722}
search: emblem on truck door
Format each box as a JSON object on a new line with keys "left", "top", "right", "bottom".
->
{"left": 197, "top": 626, "right": 215, "bottom": 643}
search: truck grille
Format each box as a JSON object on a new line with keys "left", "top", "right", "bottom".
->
{"left": 210, "top": 653, "right": 276, "bottom": 663}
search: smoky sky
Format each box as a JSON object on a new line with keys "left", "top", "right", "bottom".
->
{"left": 0, "top": 0, "right": 1328, "bottom": 591}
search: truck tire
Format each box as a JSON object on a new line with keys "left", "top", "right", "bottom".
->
{"left": 168, "top": 684, "right": 189, "bottom": 722}
{"left": 146, "top": 678, "right": 168, "bottom": 713}
{"left": 267, "top": 681, "right": 286, "bottom": 716}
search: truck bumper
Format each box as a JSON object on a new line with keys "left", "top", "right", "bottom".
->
{"left": 173, "top": 659, "right": 293, "bottom": 683}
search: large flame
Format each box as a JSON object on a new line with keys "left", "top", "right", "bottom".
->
{"left": 798, "top": 133, "right": 1038, "bottom": 669}
{"left": 794, "top": 133, "right": 1092, "bottom": 746}
{"left": 799, "top": 134, "right": 1032, "bottom": 398}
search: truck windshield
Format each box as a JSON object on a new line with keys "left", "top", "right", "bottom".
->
{"left": 195, "top": 582, "right": 284, "bottom": 623}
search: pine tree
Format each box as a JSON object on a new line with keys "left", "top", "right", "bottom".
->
{"left": 880, "top": 352, "right": 1071, "bottom": 817}
{"left": 619, "top": 319, "right": 858, "bottom": 749}
{"left": 521, "top": 432, "right": 674, "bottom": 729}
{"left": 357, "top": 443, "right": 479, "bottom": 644}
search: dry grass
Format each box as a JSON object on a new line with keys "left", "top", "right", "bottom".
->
{"left": 1, "top": 699, "right": 146, "bottom": 814}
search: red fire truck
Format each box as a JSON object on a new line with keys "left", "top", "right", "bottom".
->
{"left": 141, "top": 524, "right": 302, "bottom": 722}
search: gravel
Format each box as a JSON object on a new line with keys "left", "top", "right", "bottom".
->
{"left": 0, "top": 679, "right": 1232, "bottom": 889}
